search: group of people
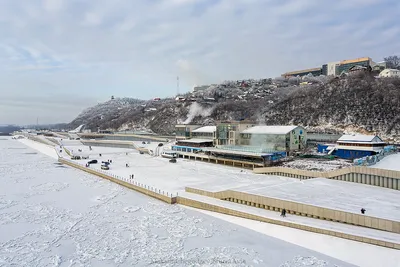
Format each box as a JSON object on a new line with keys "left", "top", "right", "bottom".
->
{"left": 279, "top": 208, "right": 366, "bottom": 218}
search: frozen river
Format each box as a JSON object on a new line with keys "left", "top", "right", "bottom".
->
{"left": 0, "top": 137, "right": 355, "bottom": 266}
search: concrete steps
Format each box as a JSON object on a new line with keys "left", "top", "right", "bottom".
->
{"left": 177, "top": 191, "right": 400, "bottom": 250}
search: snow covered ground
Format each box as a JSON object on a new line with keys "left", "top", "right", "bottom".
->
{"left": 282, "top": 159, "right": 352, "bottom": 172}
{"left": 9, "top": 138, "right": 400, "bottom": 266}
{"left": 62, "top": 144, "right": 400, "bottom": 223}
{"left": 186, "top": 207, "right": 400, "bottom": 267}
{"left": 372, "top": 153, "right": 400, "bottom": 171}
{"left": 67, "top": 147, "right": 296, "bottom": 195}
{"left": 0, "top": 137, "right": 355, "bottom": 267}
{"left": 214, "top": 178, "right": 400, "bottom": 222}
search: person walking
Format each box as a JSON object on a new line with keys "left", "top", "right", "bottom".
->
{"left": 281, "top": 209, "right": 286, "bottom": 217}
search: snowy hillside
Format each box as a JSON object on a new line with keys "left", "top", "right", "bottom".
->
{"left": 69, "top": 75, "right": 400, "bottom": 139}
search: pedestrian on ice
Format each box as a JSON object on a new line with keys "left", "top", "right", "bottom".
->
{"left": 281, "top": 209, "right": 286, "bottom": 217}
{"left": 361, "top": 208, "right": 366, "bottom": 214}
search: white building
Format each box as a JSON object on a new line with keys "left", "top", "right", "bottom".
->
{"left": 327, "top": 61, "right": 340, "bottom": 76}
{"left": 240, "top": 125, "right": 307, "bottom": 152}
{"left": 379, "top": 69, "right": 400, "bottom": 78}
{"left": 191, "top": 126, "right": 216, "bottom": 140}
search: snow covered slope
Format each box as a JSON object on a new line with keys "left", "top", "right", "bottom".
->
{"left": 68, "top": 76, "right": 400, "bottom": 139}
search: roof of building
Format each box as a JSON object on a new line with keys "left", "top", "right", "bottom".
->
{"left": 337, "top": 134, "right": 385, "bottom": 144}
{"left": 241, "top": 125, "right": 300, "bottom": 135}
{"left": 340, "top": 57, "right": 370, "bottom": 65}
{"left": 176, "top": 138, "right": 213, "bottom": 143}
{"left": 283, "top": 67, "right": 321, "bottom": 76}
{"left": 192, "top": 126, "right": 216, "bottom": 133}
{"left": 380, "top": 69, "right": 400, "bottom": 73}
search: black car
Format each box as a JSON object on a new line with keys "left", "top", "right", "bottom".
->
{"left": 88, "top": 159, "right": 98, "bottom": 164}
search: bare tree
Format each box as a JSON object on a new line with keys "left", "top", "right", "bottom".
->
{"left": 384, "top": 55, "right": 400, "bottom": 70}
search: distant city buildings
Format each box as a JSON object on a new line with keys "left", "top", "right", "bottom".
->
{"left": 282, "top": 57, "right": 381, "bottom": 78}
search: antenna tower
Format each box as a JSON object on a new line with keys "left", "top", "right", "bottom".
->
{"left": 176, "top": 76, "right": 180, "bottom": 96}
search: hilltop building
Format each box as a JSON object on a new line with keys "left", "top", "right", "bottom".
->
{"left": 373, "top": 61, "right": 387, "bottom": 72}
{"left": 379, "top": 69, "right": 400, "bottom": 78}
{"left": 335, "top": 57, "right": 375, "bottom": 75}
{"left": 282, "top": 68, "right": 322, "bottom": 78}
{"left": 282, "top": 57, "right": 377, "bottom": 77}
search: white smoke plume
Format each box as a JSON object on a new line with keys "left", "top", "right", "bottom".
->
{"left": 183, "top": 102, "right": 214, "bottom": 124}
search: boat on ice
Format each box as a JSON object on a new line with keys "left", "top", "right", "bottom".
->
{"left": 161, "top": 150, "right": 177, "bottom": 159}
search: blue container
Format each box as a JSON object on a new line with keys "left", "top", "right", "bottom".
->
{"left": 335, "top": 149, "right": 373, "bottom": 160}
{"left": 317, "top": 144, "right": 329, "bottom": 153}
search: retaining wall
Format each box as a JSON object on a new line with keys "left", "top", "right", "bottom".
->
{"left": 80, "top": 140, "right": 150, "bottom": 154}
{"left": 185, "top": 187, "right": 400, "bottom": 234}
{"left": 175, "top": 196, "right": 400, "bottom": 250}
{"left": 79, "top": 133, "right": 169, "bottom": 142}
{"left": 254, "top": 166, "right": 400, "bottom": 190}
{"left": 59, "top": 158, "right": 176, "bottom": 204}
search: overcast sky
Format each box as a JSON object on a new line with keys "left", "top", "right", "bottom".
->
{"left": 0, "top": 0, "right": 399, "bottom": 125}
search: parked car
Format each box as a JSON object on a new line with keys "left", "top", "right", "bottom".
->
{"left": 158, "top": 143, "right": 163, "bottom": 147}
{"left": 101, "top": 165, "right": 110, "bottom": 170}
{"left": 71, "top": 156, "right": 81, "bottom": 160}
{"left": 88, "top": 159, "right": 98, "bottom": 164}
{"left": 169, "top": 158, "right": 177, "bottom": 163}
